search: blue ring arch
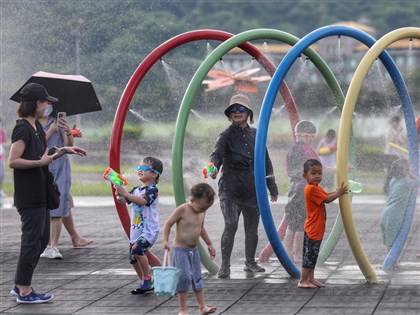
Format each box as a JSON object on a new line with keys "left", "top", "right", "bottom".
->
{"left": 255, "top": 25, "right": 416, "bottom": 279}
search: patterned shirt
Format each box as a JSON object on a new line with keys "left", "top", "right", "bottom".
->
{"left": 127, "top": 184, "right": 159, "bottom": 244}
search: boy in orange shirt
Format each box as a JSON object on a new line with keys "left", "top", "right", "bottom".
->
{"left": 298, "top": 159, "right": 348, "bottom": 288}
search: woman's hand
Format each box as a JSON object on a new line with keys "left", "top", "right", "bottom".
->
{"left": 210, "top": 166, "right": 218, "bottom": 179}
{"left": 40, "top": 148, "right": 57, "bottom": 166}
{"left": 45, "top": 122, "right": 59, "bottom": 140}
{"left": 59, "top": 146, "right": 87, "bottom": 157}
{"left": 57, "top": 116, "right": 71, "bottom": 134}
{"left": 71, "top": 124, "right": 83, "bottom": 138}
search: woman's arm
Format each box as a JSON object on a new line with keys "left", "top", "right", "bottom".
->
{"left": 9, "top": 140, "right": 54, "bottom": 169}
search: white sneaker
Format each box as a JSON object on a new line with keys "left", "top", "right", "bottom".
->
{"left": 40, "top": 247, "right": 52, "bottom": 258}
{"left": 40, "top": 247, "right": 63, "bottom": 259}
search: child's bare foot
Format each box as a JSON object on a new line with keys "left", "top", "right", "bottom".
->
{"left": 311, "top": 279, "right": 325, "bottom": 287}
{"left": 200, "top": 305, "right": 217, "bottom": 315}
{"left": 297, "top": 281, "right": 317, "bottom": 288}
{"left": 178, "top": 312, "right": 189, "bottom": 315}
{"left": 72, "top": 237, "right": 93, "bottom": 248}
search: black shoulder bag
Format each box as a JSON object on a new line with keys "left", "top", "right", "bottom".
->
{"left": 44, "top": 166, "right": 61, "bottom": 209}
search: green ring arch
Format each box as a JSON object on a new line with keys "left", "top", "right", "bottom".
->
{"left": 172, "top": 28, "right": 345, "bottom": 276}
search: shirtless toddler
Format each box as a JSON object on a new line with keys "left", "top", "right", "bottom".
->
{"left": 162, "top": 183, "right": 217, "bottom": 315}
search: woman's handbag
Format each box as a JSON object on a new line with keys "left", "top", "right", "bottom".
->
{"left": 152, "top": 250, "right": 182, "bottom": 297}
{"left": 44, "top": 168, "right": 61, "bottom": 209}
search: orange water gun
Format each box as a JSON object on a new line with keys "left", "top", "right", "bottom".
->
{"left": 103, "top": 167, "right": 128, "bottom": 186}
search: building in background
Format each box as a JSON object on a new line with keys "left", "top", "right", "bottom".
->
{"left": 222, "top": 21, "right": 419, "bottom": 91}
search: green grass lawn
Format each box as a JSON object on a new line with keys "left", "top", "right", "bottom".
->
{"left": 2, "top": 163, "right": 175, "bottom": 197}
{"left": 2, "top": 163, "right": 386, "bottom": 197}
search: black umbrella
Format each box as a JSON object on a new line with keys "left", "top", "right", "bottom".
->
{"left": 10, "top": 71, "right": 102, "bottom": 116}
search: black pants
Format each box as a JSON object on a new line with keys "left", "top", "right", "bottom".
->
{"left": 15, "top": 207, "right": 50, "bottom": 286}
{"left": 219, "top": 200, "right": 260, "bottom": 266}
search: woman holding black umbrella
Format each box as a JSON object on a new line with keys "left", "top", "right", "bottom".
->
{"left": 39, "top": 107, "right": 92, "bottom": 259}
{"left": 8, "top": 83, "right": 87, "bottom": 304}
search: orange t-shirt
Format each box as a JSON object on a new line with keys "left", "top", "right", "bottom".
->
{"left": 304, "top": 184, "right": 328, "bottom": 240}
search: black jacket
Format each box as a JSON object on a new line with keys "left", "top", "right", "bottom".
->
{"left": 210, "top": 123, "right": 278, "bottom": 206}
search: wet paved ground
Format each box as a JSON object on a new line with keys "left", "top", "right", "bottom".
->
{"left": 1, "top": 195, "right": 419, "bottom": 314}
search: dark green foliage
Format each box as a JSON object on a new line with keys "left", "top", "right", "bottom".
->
{"left": 1, "top": 0, "right": 419, "bottom": 128}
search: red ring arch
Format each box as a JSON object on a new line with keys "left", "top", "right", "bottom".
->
{"left": 109, "top": 29, "right": 299, "bottom": 237}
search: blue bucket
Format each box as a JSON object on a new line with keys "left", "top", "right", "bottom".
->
{"left": 152, "top": 250, "right": 181, "bottom": 297}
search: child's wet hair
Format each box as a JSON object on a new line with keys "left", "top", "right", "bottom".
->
{"left": 326, "top": 129, "right": 336, "bottom": 138}
{"left": 190, "top": 183, "right": 215, "bottom": 202}
{"left": 142, "top": 156, "right": 163, "bottom": 183}
{"left": 390, "top": 158, "right": 411, "bottom": 180}
{"left": 304, "top": 159, "right": 322, "bottom": 173}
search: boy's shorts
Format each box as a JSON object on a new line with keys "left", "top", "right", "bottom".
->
{"left": 173, "top": 247, "right": 203, "bottom": 293}
{"left": 129, "top": 237, "right": 151, "bottom": 264}
{"left": 302, "top": 232, "right": 322, "bottom": 269}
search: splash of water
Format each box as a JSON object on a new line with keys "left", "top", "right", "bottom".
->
{"left": 325, "top": 106, "right": 338, "bottom": 116}
{"left": 219, "top": 58, "right": 228, "bottom": 71}
{"left": 298, "top": 56, "right": 316, "bottom": 97}
{"left": 336, "top": 36, "right": 345, "bottom": 84}
{"left": 244, "top": 58, "right": 256, "bottom": 70}
{"left": 298, "top": 56, "right": 308, "bottom": 78}
{"left": 206, "top": 41, "right": 213, "bottom": 57}
{"left": 190, "top": 109, "right": 205, "bottom": 120}
{"left": 373, "top": 60, "right": 393, "bottom": 108}
{"left": 272, "top": 104, "right": 285, "bottom": 117}
{"left": 160, "top": 59, "right": 188, "bottom": 102}
{"left": 263, "top": 41, "right": 269, "bottom": 53}
{"left": 407, "top": 39, "right": 414, "bottom": 74}
{"left": 128, "top": 108, "right": 153, "bottom": 123}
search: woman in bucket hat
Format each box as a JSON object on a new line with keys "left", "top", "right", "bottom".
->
{"left": 208, "top": 93, "right": 279, "bottom": 278}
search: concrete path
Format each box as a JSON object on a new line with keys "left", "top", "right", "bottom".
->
{"left": 1, "top": 196, "right": 419, "bottom": 314}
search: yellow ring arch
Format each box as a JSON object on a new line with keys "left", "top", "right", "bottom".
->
{"left": 337, "top": 27, "right": 420, "bottom": 283}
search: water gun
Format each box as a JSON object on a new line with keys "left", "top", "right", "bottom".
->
{"left": 202, "top": 163, "right": 216, "bottom": 179}
{"left": 71, "top": 124, "right": 83, "bottom": 138}
{"left": 389, "top": 142, "right": 408, "bottom": 154}
{"left": 318, "top": 146, "right": 337, "bottom": 155}
{"left": 103, "top": 167, "right": 128, "bottom": 186}
{"left": 348, "top": 180, "right": 362, "bottom": 193}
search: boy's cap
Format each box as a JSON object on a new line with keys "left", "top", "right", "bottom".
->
{"left": 19, "top": 83, "right": 58, "bottom": 103}
{"left": 295, "top": 120, "right": 316, "bottom": 135}
{"left": 225, "top": 93, "right": 254, "bottom": 124}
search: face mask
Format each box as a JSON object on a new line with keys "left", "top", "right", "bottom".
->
{"left": 43, "top": 104, "right": 53, "bottom": 117}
